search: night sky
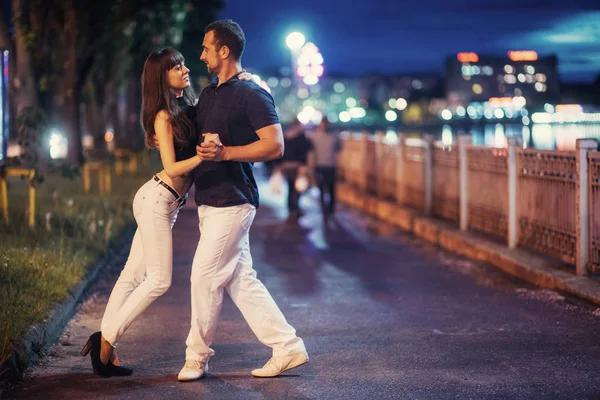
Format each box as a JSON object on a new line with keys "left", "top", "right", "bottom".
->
{"left": 218, "top": 0, "right": 600, "bottom": 82}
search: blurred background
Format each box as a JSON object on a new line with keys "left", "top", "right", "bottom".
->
{"left": 0, "top": 0, "right": 599, "bottom": 170}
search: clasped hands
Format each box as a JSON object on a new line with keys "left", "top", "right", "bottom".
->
{"left": 196, "top": 133, "right": 225, "bottom": 162}
{"left": 196, "top": 69, "right": 254, "bottom": 162}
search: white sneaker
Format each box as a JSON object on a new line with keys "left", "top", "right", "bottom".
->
{"left": 251, "top": 352, "right": 309, "bottom": 378}
{"left": 177, "top": 359, "right": 208, "bottom": 381}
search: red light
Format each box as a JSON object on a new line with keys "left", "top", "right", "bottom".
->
{"left": 508, "top": 51, "right": 538, "bottom": 62}
{"left": 488, "top": 97, "right": 513, "bottom": 107}
{"left": 311, "top": 65, "right": 324, "bottom": 77}
{"left": 555, "top": 104, "right": 583, "bottom": 114}
{"left": 296, "top": 66, "right": 310, "bottom": 78}
{"left": 457, "top": 52, "right": 479, "bottom": 63}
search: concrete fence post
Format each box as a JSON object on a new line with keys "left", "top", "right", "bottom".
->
{"left": 395, "top": 133, "right": 406, "bottom": 205}
{"left": 507, "top": 136, "right": 522, "bottom": 248}
{"left": 423, "top": 134, "right": 434, "bottom": 216}
{"left": 374, "top": 131, "right": 385, "bottom": 197}
{"left": 576, "top": 138, "right": 598, "bottom": 275}
{"left": 359, "top": 131, "right": 369, "bottom": 193}
{"left": 458, "top": 135, "right": 472, "bottom": 232}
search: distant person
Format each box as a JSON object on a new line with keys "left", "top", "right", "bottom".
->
{"left": 310, "top": 118, "right": 341, "bottom": 219}
{"left": 278, "top": 118, "right": 313, "bottom": 220}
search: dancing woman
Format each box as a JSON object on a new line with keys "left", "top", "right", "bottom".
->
{"left": 81, "top": 48, "right": 201, "bottom": 377}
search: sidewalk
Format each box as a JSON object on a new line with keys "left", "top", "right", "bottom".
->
{"left": 4, "top": 174, "right": 600, "bottom": 399}
{"left": 336, "top": 182, "right": 600, "bottom": 306}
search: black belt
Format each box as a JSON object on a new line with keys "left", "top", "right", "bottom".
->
{"left": 153, "top": 175, "right": 186, "bottom": 207}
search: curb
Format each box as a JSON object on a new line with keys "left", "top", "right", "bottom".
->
{"left": 0, "top": 225, "right": 135, "bottom": 382}
{"left": 337, "top": 183, "right": 600, "bottom": 306}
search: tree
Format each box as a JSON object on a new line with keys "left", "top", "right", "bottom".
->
{"left": 178, "top": 0, "right": 224, "bottom": 80}
{"left": 9, "top": 0, "right": 48, "bottom": 172}
{"left": 11, "top": 0, "right": 37, "bottom": 113}
{"left": 8, "top": 0, "right": 222, "bottom": 168}
{"left": 93, "top": 0, "right": 224, "bottom": 152}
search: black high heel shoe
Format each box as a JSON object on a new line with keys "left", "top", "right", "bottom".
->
{"left": 81, "top": 332, "right": 133, "bottom": 377}
{"left": 81, "top": 332, "right": 111, "bottom": 377}
{"left": 107, "top": 360, "right": 133, "bottom": 376}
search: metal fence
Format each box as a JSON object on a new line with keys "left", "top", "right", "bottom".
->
{"left": 402, "top": 139, "right": 426, "bottom": 210}
{"left": 365, "top": 137, "right": 378, "bottom": 196}
{"left": 380, "top": 140, "right": 398, "bottom": 202}
{"left": 517, "top": 150, "right": 577, "bottom": 263}
{"left": 466, "top": 146, "right": 508, "bottom": 241}
{"left": 432, "top": 142, "right": 459, "bottom": 223}
{"left": 336, "top": 133, "right": 599, "bottom": 276}
{"left": 338, "top": 133, "right": 363, "bottom": 189}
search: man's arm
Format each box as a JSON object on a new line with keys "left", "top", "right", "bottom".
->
{"left": 198, "top": 123, "right": 284, "bottom": 163}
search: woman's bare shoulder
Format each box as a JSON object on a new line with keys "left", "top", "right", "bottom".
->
{"left": 155, "top": 110, "right": 169, "bottom": 121}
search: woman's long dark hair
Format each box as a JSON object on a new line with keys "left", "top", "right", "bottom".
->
{"left": 141, "top": 48, "right": 196, "bottom": 149}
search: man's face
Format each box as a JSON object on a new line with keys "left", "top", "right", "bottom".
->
{"left": 200, "top": 30, "right": 223, "bottom": 75}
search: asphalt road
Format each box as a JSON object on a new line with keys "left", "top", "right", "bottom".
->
{"left": 4, "top": 181, "right": 600, "bottom": 400}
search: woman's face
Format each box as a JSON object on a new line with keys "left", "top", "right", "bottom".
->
{"left": 167, "top": 62, "right": 190, "bottom": 91}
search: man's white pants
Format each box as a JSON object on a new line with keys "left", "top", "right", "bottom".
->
{"left": 185, "top": 203, "right": 305, "bottom": 361}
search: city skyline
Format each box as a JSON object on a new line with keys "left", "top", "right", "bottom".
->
{"left": 219, "top": 0, "right": 599, "bottom": 82}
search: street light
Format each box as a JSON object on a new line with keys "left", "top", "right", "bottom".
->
{"left": 286, "top": 32, "right": 305, "bottom": 50}
{"left": 286, "top": 32, "right": 305, "bottom": 89}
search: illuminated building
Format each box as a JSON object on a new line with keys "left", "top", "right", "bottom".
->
{"left": 445, "top": 51, "right": 560, "bottom": 107}
{"left": 264, "top": 71, "right": 441, "bottom": 126}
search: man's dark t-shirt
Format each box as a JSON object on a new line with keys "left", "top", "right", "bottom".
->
{"left": 193, "top": 72, "right": 279, "bottom": 208}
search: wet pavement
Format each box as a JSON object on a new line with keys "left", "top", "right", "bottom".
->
{"left": 4, "top": 177, "right": 600, "bottom": 399}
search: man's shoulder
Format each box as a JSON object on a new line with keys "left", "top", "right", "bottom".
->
{"left": 197, "top": 86, "right": 212, "bottom": 104}
{"left": 235, "top": 80, "right": 271, "bottom": 98}
{"left": 236, "top": 79, "right": 260, "bottom": 90}
{"left": 199, "top": 85, "right": 214, "bottom": 97}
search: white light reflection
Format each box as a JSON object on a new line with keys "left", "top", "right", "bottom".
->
{"left": 442, "top": 125, "right": 453, "bottom": 146}
{"left": 532, "top": 124, "right": 555, "bottom": 150}
{"left": 494, "top": 124, "right": 506, "bottom": 148}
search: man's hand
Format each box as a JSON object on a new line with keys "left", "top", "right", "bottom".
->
{"left": 196, "top": 133, "right": 226, "bottom": 161}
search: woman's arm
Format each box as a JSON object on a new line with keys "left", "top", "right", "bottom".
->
{"left": 154, "top": 110, "right": 202, "bottom": 178}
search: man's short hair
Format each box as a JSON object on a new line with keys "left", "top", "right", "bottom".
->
{"left": 205, "top": 19, "right": 246, "bottom": 61}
